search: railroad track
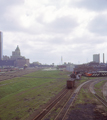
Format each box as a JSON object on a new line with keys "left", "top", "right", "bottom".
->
{"left": 103, "top": 81, "right": 107, "bottom": 102}
{"left": 54, "top": 93, "right": 77, "bottom": 120}
{"left": 33, "top": 79, "right": 96, "bottom": 120}
{"left": 32, "top": 89, "right": 69, "bottom": 120}
{"left": 95, "top": 94, "right": 107, "bottom": 107}
{"left": 89, "top": 81, "right": 107, "bottom": 108}
{"left": 54, "top": 79, "right": 107, "bottom": 120}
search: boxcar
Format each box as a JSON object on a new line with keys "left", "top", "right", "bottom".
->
{"left": 67, "top": 79, "right": 75, "bottom": 89}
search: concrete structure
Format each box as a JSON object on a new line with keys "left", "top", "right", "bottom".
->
{"left": 0, "top": 31, "right": 3, "bottom": 60}
{"left": 93, "top": 54, "right": 100, "bottom": 63}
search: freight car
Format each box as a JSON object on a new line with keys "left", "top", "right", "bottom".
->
{"left": 85, "top": 71, "right": 107, "bottom": 77}
{"left": 67, "top": 79, "right": 75, "bottom": 89}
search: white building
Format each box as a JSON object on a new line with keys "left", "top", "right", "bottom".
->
{"left": 93, "top": 54, "right": 100, "bottom": 63}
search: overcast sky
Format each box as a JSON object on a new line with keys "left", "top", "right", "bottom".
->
{"left": 1, "top": 0, "right": 107, "bottom": 65}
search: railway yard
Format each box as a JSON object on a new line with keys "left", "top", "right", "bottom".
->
{"left": 0, "top": 68, "right": 107, "bottom": 120}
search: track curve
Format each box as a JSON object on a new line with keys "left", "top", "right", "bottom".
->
{"left": 103, "top": 81, "right": 107, "bottom": 102}
{"left": 89, "top": 80, "right": 107, "bottom": 108}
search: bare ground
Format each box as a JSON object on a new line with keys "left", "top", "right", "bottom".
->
{"left": 65, "top": 80, "right": 107, "bottom": 120}
{"left": 66, "top": 103, "right": 107, "bottom": 120}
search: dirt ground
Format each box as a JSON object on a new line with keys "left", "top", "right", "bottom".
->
{"left": 65, "top": 80, "right": 107, "bottom": 120}
{"left": 29, "top": 79, "right": 107, "bottom": 120}
{"left": 66, "top": 103, "right": 107, "bottom": 120}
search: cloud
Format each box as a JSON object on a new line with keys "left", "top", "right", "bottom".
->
{"left": 72, "top": 0, "right": 107, "bottom": 11}
{"left": 45, "top": 16, "right": 78, "bottom": 34}
{"left": 0, "top": 0, "right": 24, "bottom": 13}
{"left": 0, "top": 0, "right": 78, "bottom": 35}
{"left": 0, "top": 0, "right": 24, "bottom": 32}
{"left": 1, "top": 0, "right": 107, "bottom": 64}
{"left": 87, "top": 14, "right": 107, "bottom": 36}
{"left": 71, "top": 35, "right": 106, "bottom": 45}
{"left": 0, "top": 18, "right": 23, "bottom": 32}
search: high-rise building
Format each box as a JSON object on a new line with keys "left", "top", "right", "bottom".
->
{"left": 0, "top": 31, "right": 3, "bottom": 60}
{"left": 103, "top": 53, "right": 105, "bottom": 63}
{"left": 93, "top": 54, "right": 100, "bottom": 63}
{"left": 11, "top": 45, "right": 22, "bottom": 60}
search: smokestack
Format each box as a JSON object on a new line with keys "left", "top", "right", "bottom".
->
{"left": 103, "top": 53, "right": 105, "bottom": 63}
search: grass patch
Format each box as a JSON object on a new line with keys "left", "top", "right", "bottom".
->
{"left": 24, "top": 70, "right": 69, "bottom": 78}
{"left": 0, "top": 70, "right": 69, "bottom": 120}
{"left": 75, "top": 76, "right": 91, "bottom": 87}
{"left": 74, "top": 88, "right": 95, "bottom": 106}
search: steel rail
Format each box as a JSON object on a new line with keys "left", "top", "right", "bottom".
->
{"left": 32, "top": 89, "right": 69, "bottom": 120}
{"left": 41, "top": 89, "right": 72, "bottom": 120}
{"left": 54, "top": 92, "right": 77, "bottom": 120}
{"left": 89, "top": 80, "right": 107, "bottom": 108}
{"left": 103, "top": 81, "right": 107, "bottom": 102}
{"left": 54, "top": 79, "right": 96, "bottom": 120}
{"left": 94, "top": 94, "right": 107, "bottom": 107}
{"left": 33, "top": 78, "right": 104, "bottom": 120}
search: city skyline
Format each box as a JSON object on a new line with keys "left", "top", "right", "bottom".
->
{"left": 0, "top": 30, "right": 106, "bottom": 64}
{"left": 1, "top": 0, "right": 107, "bottom": 64}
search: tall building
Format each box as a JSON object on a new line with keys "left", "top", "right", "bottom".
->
{"left": 103, "top": 53, "right": 105, "bottom": 63}
{"left": 93, "top": 54, "right": 100, "bottom": 63}
{"left": 10, "top": 45, "right": 29, "bottom": 68}
{"left": 11, "top": 45, "right": 22, "bottom": 60}
{"left": 0, "top": 31, "right": 3, "bottom": 60}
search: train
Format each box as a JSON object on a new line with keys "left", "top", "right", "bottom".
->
{"left": 66, "top": 70, "right": 107, "bottom": 89}
{"left": 85, "top": 71, "right": 107, "bottom": 77}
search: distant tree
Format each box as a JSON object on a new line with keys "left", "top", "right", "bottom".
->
{"left": 24, "top": 64, "right": 27, "bottom": 69}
